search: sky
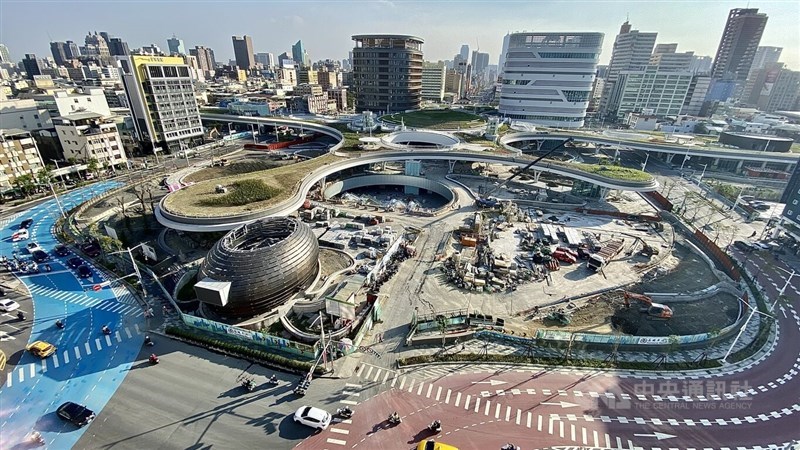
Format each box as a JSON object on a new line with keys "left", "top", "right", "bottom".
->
{"left": 1, "top": 0, "right": 798, "bottom": 69}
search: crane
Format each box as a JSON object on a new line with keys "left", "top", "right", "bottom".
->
{"left": 476, "top": 137, "right": 574, "bottom": 208}
{"left": 623, "top": 291, "right": 673, "bottom": 320}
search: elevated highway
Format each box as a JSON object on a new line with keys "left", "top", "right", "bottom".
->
{"left": 155, "top": 149, "right": 658, "bottom": 232}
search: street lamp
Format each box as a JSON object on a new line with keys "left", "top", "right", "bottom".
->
{"left": 697, "top": 163, "right": 708, "bottom": 185}
{"left": 641, "top": 153, "right": 649, "bottom": 172}
{"left": 679, "top": 146, "right": 691, "bottom": 171}
{"left": 771, "top": 267, "right": 797, "bottom": 312}
{"left": 108, "top": 244, "right": 149, "bottom": 298}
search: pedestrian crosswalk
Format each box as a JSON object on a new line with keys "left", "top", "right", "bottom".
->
{"left": 27, "top": 284, "right": 142, "bottom": 317}
{"left": 4, "top": 323, "right": 143, "bottom": 389}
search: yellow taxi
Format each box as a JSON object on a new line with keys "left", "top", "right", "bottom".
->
{"left": 26, "top": 341, "right": 56, "bottom": 358}
{"left": 417, "top": 440, "right": 459, "bottom": 450}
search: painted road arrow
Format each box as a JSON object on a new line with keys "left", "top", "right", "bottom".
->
{"left": 634, "top": 432, "right": 677, "bottom": 440}
{"left": 541, "top": 401, "right": 580, "bottom": 408}
{"left": 471, "top": 380, "right": 507, "bottom": 386}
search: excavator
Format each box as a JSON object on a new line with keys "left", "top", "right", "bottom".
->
{"left": 623, "top": 291, "right": 673, "bottom": 320}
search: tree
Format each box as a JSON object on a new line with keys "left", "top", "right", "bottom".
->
{"left": 115, "top": 195, "right": 129, "bottom": 217}
{"left": 37, "top": 166, "right": 53, "bottom": 186}
{"left": 13, "top": 174, "right": 36, "bottom": 198}
{"left": 132, "top": 181, "right": 153, "bottom": 216}
{"left": 693, "top": 123, "right": 709, "bottom": 135}
{"left": 87, "top": 158, "right": 100, "bottom": 178}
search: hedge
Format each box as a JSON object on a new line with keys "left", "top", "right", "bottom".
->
{"left": 398, "top": 352, "right": 720, "bottom": 371}
{"left": 165, "top": 325, "right": 325, "bottom": 375}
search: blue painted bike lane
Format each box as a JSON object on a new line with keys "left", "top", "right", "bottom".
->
{"left": 0, "top": 181, "right": 148, "bottom": 449}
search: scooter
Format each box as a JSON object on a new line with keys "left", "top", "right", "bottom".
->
{"left": 293, "top": 386, "right": 307, "bottom": 396}
{"left": 427, "top": 420, "right": 442, "bottom": 433}
{"left": 242, "top": 378, "right": 256, "bottom": 392}
{"left": 102, "top": 326, "right": 112, "bottom": 335}
{"left": 267, "top": 375, "right": 279, "bottom": 385}
{"left": 500, "top": 444, "right": 521, "bottom": 450}
{"left": 29, "top": 431, "right": 45, "bottom": 445}
{"left": 144, "top": 335, "right": 155, "bottom": 347}
{"left": 388, "top": 413, "right": 402, "bottom": 426}
{"left": 55, "top": 320, "right": 65, "bottom": 329}
{"left": 336, "top": 406, "right": 353, "bottom": 419}
{"left": 148, "top": 354, "right": 159, "bottom": 364}
{"left": 17, "top": 311, "right": 25, "bottom": 321}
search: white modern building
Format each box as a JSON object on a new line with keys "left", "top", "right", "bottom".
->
{"left": 0, "top": 128, "right": 45, "bottom": 193}
{"left": 53, "top": 112, "right": 126, "bottom": 169}
{"left": 33, "top": 88, "right": 112, "bottom": 118}
{"left": 421, "top": 62, "right": 446, "bottom": 102}
{"left": 498, "top": 32, "right": 604, "bottom": 128}
{"left": 0, "top": 98, "right": 52, "bottom": 130}
{"left": 606, "top": 65, "right": 693, "bottom": 118}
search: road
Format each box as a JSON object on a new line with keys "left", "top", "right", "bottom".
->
{"left": 0, "top": 181, "right": 148, "bottom": 449}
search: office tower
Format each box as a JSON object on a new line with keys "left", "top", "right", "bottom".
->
{"left": 743, "top": 64, "right": 800, "bottom": 112}
{"left": 167, "top": 35, "right": 186, "bottom": 55}
{"left": 292, "top": 40, "right": 310, "bottom": 67}
{"left": 98, "top": 32, "right": 112, "bottom": 45}
{"left": 498, "top": 32, "right": 603, "bottom": 128}
{"left": 118, "top": 54, "right": 203, "bottom": 152}
{"left": 50, "top": 42, "right": 69, "bottom": 66}
{"left": 710, "top": 8, "right": 767, "bottom": 82}
{"left": 64, "top": 41, "right": 81, "bottom": 59}
{"left": 471, "top": 51, "right": 489, "bottom": 74}
{"left": 108, "top": 37, "right": 130, "bottom": 56}
{"left": 0, "top": 44, "right": 10, "bottom": 63}
{"left": 781, "top": 165, "right": 800, "bottom": 228}
{"left": 605, "top": 65, "right": 693, "bottom": 118}
{"left": 189, "top": 46, "right": 216, "bottom": 72}
{"left": 422, "top": 62, "right": 446, "bottom": 102}
{"left": 255, "top": 52, "right": 274, "bottom": 67}
{"left": 689, "top": 55, "right": 713, "bottom": 74}
{"left": 649, "top": 44, "right": 693, "bottom": 71}
{"left": 752, "top": 46, "right": 782, "bottom": 71}
{"left": 84, "top": 32, "right": 111, "bottom": 58}
{"left": 351, "top": 34, "right": 423, "bottom": 113}
{"left": 232, "top": 35, "right": 255, "bottom": 70}
{"left": 22, "top": 54, "right": 43, "bottom": 79}
{"left": 599, "top": 20, "right": 657, "bottom": 116}
{"left": 459, "top": 44, "right": 469, "bottom": 62}
{"left": 680, "top": 75, "right": 712, "bottom": 115}
{"left": 278, "top": 52, "right": 292, "bottom": 67}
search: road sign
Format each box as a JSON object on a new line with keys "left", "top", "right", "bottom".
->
{"left": 93, "top": 284, "right": 102, "bottom": 291}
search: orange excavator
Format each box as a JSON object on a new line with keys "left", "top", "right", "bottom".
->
{"left": 623, "top": 291, "right": 674, "bottom": 320}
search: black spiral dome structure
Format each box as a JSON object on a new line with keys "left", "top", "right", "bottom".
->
{"left": 198, "top": 217, "right": 319, "bottom": 318}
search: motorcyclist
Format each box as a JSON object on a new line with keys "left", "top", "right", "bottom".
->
{"left": 17, "top": 311, "right": 25, "bottom": 320}
{"left": 149, "top": 353, "right": 159, "bottom": 363}
{"left": 389, "top": 411, "right": 401, "bottom": 423}
{"left": 55, "top": 319, "right": 65, "bottom": 329}
{"left": 144, "top": 335, "right": 153, "bottom": 346}
{"left": 429, "top": 419, "right": 441, "bottom": 430}
{"left": 30, "top": 431, "right": 44, "bottom": 444}
{"left": 269, "top": 374, "right": 278, "bottom": 384}
{"left": 102, "top": 325, "right": 111, "bottom": 334}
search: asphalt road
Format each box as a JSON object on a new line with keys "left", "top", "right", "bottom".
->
{"left": 74, "top": 337, "right": 349, "bottom": 450}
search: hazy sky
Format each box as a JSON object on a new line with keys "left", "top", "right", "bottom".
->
{"left": 1, "top": 0, "right": 798, "bottom": 69}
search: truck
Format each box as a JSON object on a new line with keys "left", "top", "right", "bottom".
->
{"left": 586, "top": 239, "right": 625, "bottom": 272}
{"left": 552, "top": 250, "right": 577, "bottom": 264}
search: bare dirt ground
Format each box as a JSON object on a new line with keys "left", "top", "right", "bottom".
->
{"left": 183, "top": 159, "right": 292, "bottom": 183}
{"left": 319, "top": 248, "right": 353, "bottom": 278}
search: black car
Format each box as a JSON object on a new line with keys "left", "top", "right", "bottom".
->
{"left": 20, "top": 218, "right": 33, "bottom": 229}
{"left": 32, "top": 249, "right": 49, "bottom": 263}
{"left": 54, "top": 244, "right": 70, "bottom": 257}
{"left": 57, "top": 402, "right": 95, "bottom": 427}
{"left": 81, "top": 241, "right": 101, "bottom": 257}
{"left": 77, "top": 265, "right": 92, "bottom": 279}
{"left": 67, "top": 257, "right": 83, "bottom": 269}
{"left": 733, "top": 240, "right": 755, "bottom": 252}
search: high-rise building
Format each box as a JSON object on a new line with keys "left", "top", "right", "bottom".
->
{"left": 118, "top": 54, "right": 203, "bottom": 152}
{"left": 0, "top": 44, "right": 10, "bottom": 63}
{"left": 710, "top": 8, "right": 767, "bottom": 82}
{"left": 680, "top": 75, "right": 712, "bottom": 116}
{"left": 317, "top": 70, "right": 338, "bottom": 90}
{"left": 752, "top": 46, "right": 782, "bottom": 70}
{"left": 351, "top": 34, "right": 423, "bottom": 113}
{"left": 64, "top": 41, "right": 81, "bottom": 59}
{"left": 84, "top": 32, "right": 111, "bottom": 59}
{"left": 471, "top": 51, "right": 490, "bottom": 75}
{"left": 278, "top": 52, "right": 292, "bottom": 68}
{"left": 292, "top": 40, "right": 309, "bottom": 67}
{"left": 422, "top": 61, "right": 446, "bottom": 102}
{"left": 50, "top": 42, "right": 69, "bottom": 66}
{"left": 780, "top": 164, "right": 800, "bottom": 236}
{"left": 190, "top": 46, "right": 216, "bottom": 72}
{"left": 649, "top": 44, "right": 693, "bottom": 71}
{"left": 742, "top": 64, "right": 800, "bottom": 112}
{"left": 689, "top": 55, "right": 713, "bottom": 74}
{"left": 167, "top": 35, "right": 186, "bottom": 55}
{"left": 605, "top": 65, "right": 693, "bottom": 118}
{"left": 459, "top": 44, "right": 470, "bottom": 62}
{"left": 22, "top": 54, "right": 43, "bottom": 79}
{"left": 232, "top": 35, "right": 255, "bottom": 70}
{"left": 599, "top": 20, "right": 657, "bottom": 116}
{"left": 297, "top": 68, "right": 318, "bottom": 85}
{"left": 0, "top": 129, "right": 45, "bottom": 192}
{"left": 137, "top": 44, "right": 164, "bottom": 56}
{"left": 499, "top": 32, "right": 604, "bottom": 128}
{"left": 255, "top": 52, "right": 275, "bottom": 68}
{"left": 108, "top": 37, "right": 130, "bottom": 56}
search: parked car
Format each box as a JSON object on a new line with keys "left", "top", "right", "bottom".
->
{"left": 27, "top": 341, "right": 56, "bottom": 358}
{"left": 293, "top": 406, "right": 331, "bottom": 430}
{"left": 0, "top": 298, "right": 20, "bottom": 312}
{"left": 32, "top": 249, "right": 49, "bottom": 263}
{"left": 54, "top": 244, "right": 70, "bottom": 256}
{"left": 81, "top": 241, "right": 102, "bottom": 257}
{"left": 57, "top": 402, "right": 95, "bottom": 427}
{"left": 733, "top": 241, "right": 755, "bottom": 252}
{"left": 77, "top": 265, "right": 92, "bottom": 278}
{"left": 67, "top": 257, "right": 83, "bottom": 269}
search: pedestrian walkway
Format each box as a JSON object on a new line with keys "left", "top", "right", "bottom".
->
{"left": 4, "top": 322, "right": 145, "bottom": 389}
{"left": 26, "top": 284, "right": 143, "bottom": 317}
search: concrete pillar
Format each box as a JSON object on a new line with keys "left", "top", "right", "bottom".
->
{"left": 381, "top": 161, "right": 386, "bottom": 171}
{"left": 448, "top": 160, "right": 456, "bottom": 174}
{"left": 533, "top": 170, "right": 541, "bottom": 183}
{"left": 736, "top": 160, "right": 744, "bottom": 172}
{"left": 761, "top": 161, "right": 768, "bottom": 168}
{"left": 787, "top": 163, "right": 795, "bottom": 173}
{"left": 713, "top": 158, "right": 720, "bottom": 168}
{"left": 599, "top": 187, "right": 610, "bottom": 199}
{"left": 667, "top": 153, "right": 675, "bottom": 163}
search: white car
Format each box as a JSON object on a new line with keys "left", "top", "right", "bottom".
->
{"left": 293, "top": 406, "right": 331, "bottom": 430}
{"left": 0, "top": 298, "right": 21, "bottom": 312}
{"left": 26, "top": 242, "right": 43, "bottom": 253}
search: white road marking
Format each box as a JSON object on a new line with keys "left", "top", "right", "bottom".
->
{"left": 52, "top": 353, "right": 59, "bottom": 368}
{"left": 114, "top": 331, "right": 122, "bottom": 343}
{"left": 326, "top": 438, "right": 347, "bottom": 446}
{"left": 364, "top": 366, "right": 373, "bottom": 379}
{"left": 426, "top": 384, "right": 433, "bottom": 398}
{"left": 515, "top": 409, "right": 521, "bottom": 425}
{"left": 342, "top": 391, "right": 360, "bottom": 397}
{"left": 505, "top": 406, "right": 511, "bottom": 422}
{"left": 548, "top": 417, "right": 554, "bottom": 435}
{"left": 571, "top": 424, "right": 576, "bottom": 442}
{"left": 538, "top": 415, "right": 543, "bottom": 431}
{"left": 445, "top": 389, "right": 451, "bottom": 404}
{"left": 329, "top": 428, "right": 349, "bottom": 435}
{"left": 28, "top": 364, "right": 35, "bottom": 378}
{"left": 436, "top": 386, "right": 442, "bottom": 401}
{"left": 125, "top": 327, "right": 133, "bottom": 338}
{"left": 95, "top": 338, "right": 102, "bottom": 351}
{"left": 63, "top": 350, "right": 70, "bottom": 364}
{"left": 495, "top": 403, "right": 501, "bottom": 419}
{"left": 340, "top": 399, "right": 358, "bottom": 405}
{"left": 417, "top": 381, "right": 424, "bottom": 396}
{"left": 84, "top": 342, "right": 91, "bottom": 355}
{"left": 41, "top": 359, "right": 47, "bottom": 373}
{"left": 372, "top": 368, "right": 382, "bottom": 383}
{"left": 474, "top": 397, "right": 481, "bottom": 413}
{"left": 560, "top": 421, "right": 564, "bottom": 439}
{"left": 484, "top": 400, "right": 491, "bottom": 416}
{"left": 408, "top": 379, "right": 415, "bottom": 393}
{"left": 527, "top": 412, "right": 532, "bottom": 428}
{"left": 382, "top": 371, "right": 390, "bottom": 384}
{"left": 583, "top": 427, "right": 588, "bottom": 445}
{"left": 399, "top": 377, "right": 406, "bottom": 390}
{"left": 455, "top": 392, "right": 462, "bottom": 407}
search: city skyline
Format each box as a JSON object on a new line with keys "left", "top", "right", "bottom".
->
{"left": 0, "top": 1, "right": 798, "bottom": 70}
